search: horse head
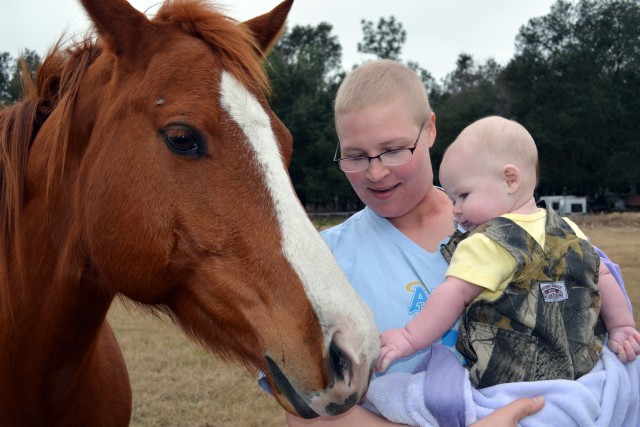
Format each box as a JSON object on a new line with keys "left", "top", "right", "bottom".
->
{"left": 1, "top": 0, "right": 378, "bottom": 422}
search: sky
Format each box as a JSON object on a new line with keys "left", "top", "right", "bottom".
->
{"left": 1, "top": 0, "right": 557, "bottom": 81}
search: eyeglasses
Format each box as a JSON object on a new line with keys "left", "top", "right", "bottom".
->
{"left": 333, "top": 121, "right": 425, "bottom": 173}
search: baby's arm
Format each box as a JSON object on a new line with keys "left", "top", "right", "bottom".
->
{"left": 598, "top": 260, "right": 640, "bottom": 362}
{"left": 377, "top": 277, "right": 483, "bottom": 372}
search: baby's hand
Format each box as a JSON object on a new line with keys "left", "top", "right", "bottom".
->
{"left": 376, "top": 328, "right": 416, "bottom": 372}
{"left": 608, "top": 326, "right": 640, "bottom": 363}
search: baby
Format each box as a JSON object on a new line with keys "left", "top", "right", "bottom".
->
{"left": 378, "top": 116, "right": 640, "bottom": 388}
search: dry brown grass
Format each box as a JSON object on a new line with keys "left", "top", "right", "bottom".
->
{"left": 569, "top": 212, "right": 640, "bottom": 321}
{"left": 107, "top": 304, "right": 285, "bottom": 427}
{"left": 107, "top": 212, "right": 640, "bottom": 426}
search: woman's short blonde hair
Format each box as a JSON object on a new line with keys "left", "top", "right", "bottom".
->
{"left": 335, "top": 60, "right": 432, "bottom": 125}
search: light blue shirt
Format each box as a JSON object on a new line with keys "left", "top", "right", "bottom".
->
{"left": 321, "top": 207, "right": 462, "bottom": 377}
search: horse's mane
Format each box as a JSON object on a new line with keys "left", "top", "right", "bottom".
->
{"left": 0, "top": 0, "right": 270, "bottom": 312}
{"left": 0, "top": 40, "right": 99, "bottom": 317}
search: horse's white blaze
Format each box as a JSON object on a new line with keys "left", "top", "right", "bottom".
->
{"left": 219, "top": 71, "right": 377, "bottom": 402}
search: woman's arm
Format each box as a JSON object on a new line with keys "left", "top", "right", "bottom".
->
{"left": 471, "top": 396, "right": 544, "bottom": 427}
{"left": 285, "top": 396, "right": 545, "bottom": 427}
{"left": 285, "top": 405, "right": 400, "bottom": 427}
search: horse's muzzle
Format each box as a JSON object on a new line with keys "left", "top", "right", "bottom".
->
{"left": 264, "top": 334, "right": 374, "bottom": 418}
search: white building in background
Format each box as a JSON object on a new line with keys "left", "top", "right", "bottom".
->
{"left": 538, "top": 195, "right": 587, "bottom": 215}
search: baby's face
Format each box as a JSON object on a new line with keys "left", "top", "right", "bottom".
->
{"left": 440, "top": 146, "right": 512, "bottom": 231}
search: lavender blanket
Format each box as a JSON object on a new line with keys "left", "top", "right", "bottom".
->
{"left": 363, "top": 343, "right": 639, "bottom": 426}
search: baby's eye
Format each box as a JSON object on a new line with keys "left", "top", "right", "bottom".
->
{"left": 459, "top": 193, "right": 469, "bottom": 199}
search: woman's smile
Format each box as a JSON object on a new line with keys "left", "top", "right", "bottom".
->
{"left": 369, "top": 183, "right": 400, "bottom": 198}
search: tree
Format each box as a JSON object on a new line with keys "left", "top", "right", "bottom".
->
{"left": 503, "top": 0, "right": 640, "bottom": 196}
{"left": 0, "top": 49, "right": 41, "bottom": 106}
{"left": 357, "top": 16, "right": 406, "bottom": 61}
{"left": 269, "top": 17, "right": 441, "bottom": 211}
{"left": 267, "top": 23, "right": 361, "bottom": 211}
{"left": 442, "top": 53, "right": 476, "bottom": 94}
{"left": 0, "top": 52, "right": 12, "bottom": 106}
{"left": 431, "top": 54, "right": 507, "bottom": 183}
{"left": 357, "top": 16, "right": 440, "bottom": 93}
{"left": 7, "top": 49, "right": 41, "bottom": 103}
{"left": 265, "top": 1, "right": 640, "bottom": 209}
{"left": 406, "top": 60, "right": 440, "bottom": 98}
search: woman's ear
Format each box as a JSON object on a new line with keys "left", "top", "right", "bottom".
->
{"left": 426, "top": 113, "right": 437, "bottom": 149}
{"left": 503, "top": 164, "right": 521, "bottom": 193}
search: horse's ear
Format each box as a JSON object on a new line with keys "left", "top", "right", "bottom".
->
{"left": 80, "top": 0, "right": 152, "bottom": 58}
{"left": 243, "top": 0, "right": 293, "bottom": 56}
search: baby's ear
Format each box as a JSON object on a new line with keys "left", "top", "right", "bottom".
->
{"left": 502, "top": 164, "right": 521, "bottom": 192}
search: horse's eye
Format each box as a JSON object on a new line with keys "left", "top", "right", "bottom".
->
{"left": 161, "top": 125, "right": 206, "bottom": 157}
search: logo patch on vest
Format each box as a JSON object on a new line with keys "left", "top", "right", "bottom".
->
{"left": 539, "top": 281, "right": 568, "bottom": 302}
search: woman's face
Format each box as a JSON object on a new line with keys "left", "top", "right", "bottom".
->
{"left": 335, "top": 99, "right": 436, "bottom": 219}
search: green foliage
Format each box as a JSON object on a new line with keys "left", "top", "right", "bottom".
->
{"left": 0, "top": 52, "right": 13, "bottom": 106}
{"left": 406, "top": 60, "right": 440, "bottom": 97}
{"left": 357, "top": 16, "right": 406, "bottom": 61}
{"left": 3, "top": 0, "right": 639, "bottom": 209}
{"left": 267, "top": 23, "right": 361, "bottom": 211}
{"left": 503, "top": 0, "right": 640, "bottom": 196}
{"left": 431, "top": 55, "right": 508, "bottom": 183}
{"left": 0, "top": 49, "right": 41, "bottom": 106}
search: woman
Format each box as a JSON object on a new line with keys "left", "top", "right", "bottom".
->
{"left": 286, "top": 60, "right": 638, "bottom": 426}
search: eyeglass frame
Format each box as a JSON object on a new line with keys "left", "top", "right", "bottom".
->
{"left": 333, "top": 121, "right": 426, "bottom": 173}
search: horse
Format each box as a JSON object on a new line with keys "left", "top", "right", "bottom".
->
{"left": 0, "top": 0, "right": 379, "bottom": 424}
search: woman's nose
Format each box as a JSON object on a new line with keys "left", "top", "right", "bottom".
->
{"left": 365, "top": 158, "right": 390, "bottom": 181}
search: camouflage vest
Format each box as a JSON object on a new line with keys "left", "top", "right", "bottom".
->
{"left": 441, "top": 208, "right": 605, "bottom": 388}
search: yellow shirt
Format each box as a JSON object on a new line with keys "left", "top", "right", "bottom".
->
{"left": 446, "top": 209, "right": 586, "bottom": 302}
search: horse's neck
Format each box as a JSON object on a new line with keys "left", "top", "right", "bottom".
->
{"left": 0, "top": 107, "right": 131, "bottom": 424}
{"left": 1, "top": 156, "right": 114, "bottom": 381}
{"left": 3, "top": 234, "right": 113, "bottom": 352}
{"left": 0, "top": 235, "right": 114, "bottom": 417}
{"left": 0, "top": 170, "right": 129, "bottom": 421}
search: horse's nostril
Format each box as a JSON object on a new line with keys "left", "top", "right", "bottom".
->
{"left": 328, "top": 339, "right": 353, "bottom": 384}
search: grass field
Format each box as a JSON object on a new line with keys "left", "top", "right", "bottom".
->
{"left": 107, "top": 212, "right": 640, "bottom": 426}
{"left": 107, "top": 303, "right": 284, "bottom": 427}
{"left": 570, "top": 212, "right": 640, "bottom": 321}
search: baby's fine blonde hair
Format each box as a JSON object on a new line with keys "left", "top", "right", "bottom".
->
{"left": 452, "top": 116, "right": 539, "bottom": 184}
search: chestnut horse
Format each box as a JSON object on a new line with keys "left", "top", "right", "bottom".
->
{"left": 0, "top": 0, "right": 379, "bottom": 424}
